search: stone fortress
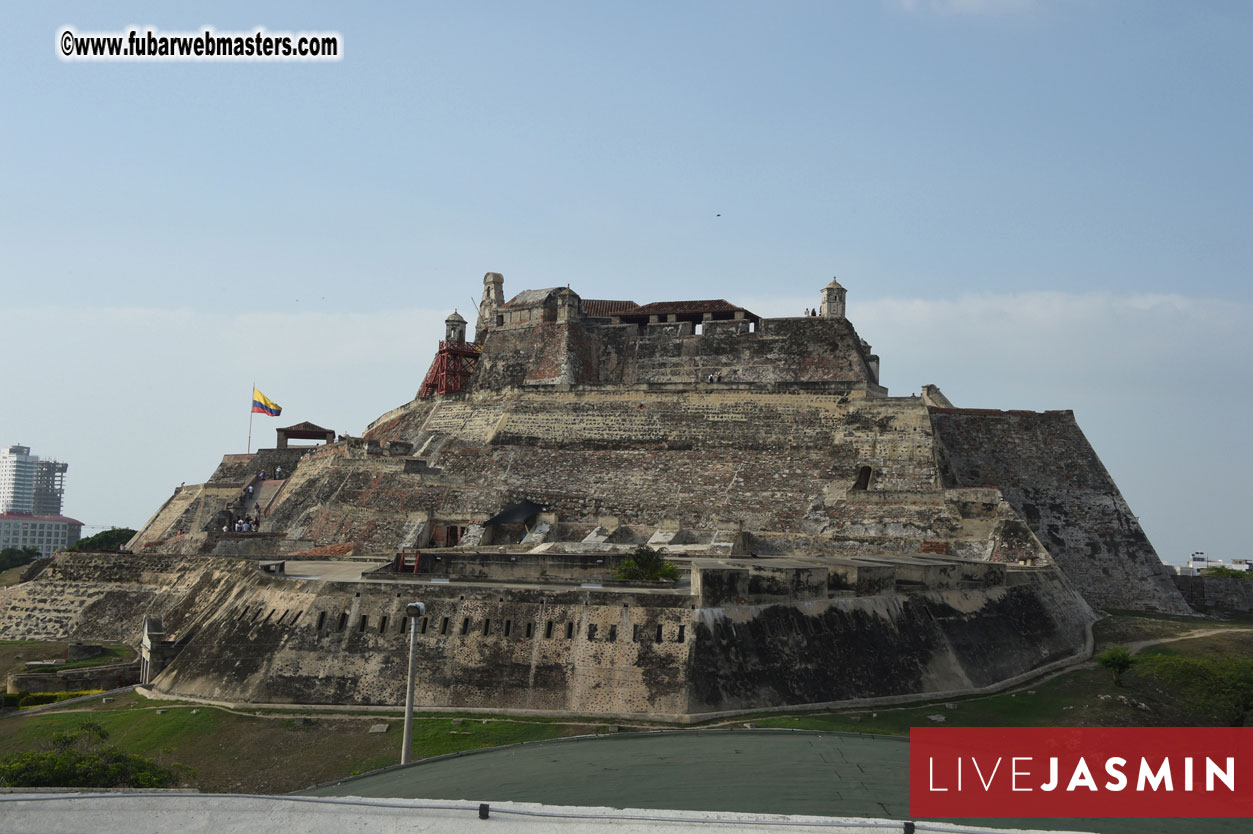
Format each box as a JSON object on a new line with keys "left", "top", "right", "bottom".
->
{"left": 0, "top": 273, "right": 1190, "bottom": 721}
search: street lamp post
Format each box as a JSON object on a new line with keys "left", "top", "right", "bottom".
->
{"left": 401, "top": 601, "right": 425, "bottom": 765}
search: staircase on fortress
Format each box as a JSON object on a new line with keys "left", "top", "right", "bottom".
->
{"left": 249, "top": 479, "right": 286, "bottom": 518}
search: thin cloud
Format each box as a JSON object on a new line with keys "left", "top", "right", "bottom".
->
{"left": 890, "top": 0, "right": 1038, "bottom": 16}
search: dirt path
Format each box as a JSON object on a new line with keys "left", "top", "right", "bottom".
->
{"left": 1121, "top": 626, "right": 1250, "bottom": 654}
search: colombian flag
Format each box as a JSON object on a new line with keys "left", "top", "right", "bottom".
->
{"left": 252, "top": 388, "right": 282, "bottom": 417}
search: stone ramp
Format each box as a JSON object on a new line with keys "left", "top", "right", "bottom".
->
{"left": 128, "top": 484, "right": 203, "bottom": 549}
{"left": 251, "top": 478, "right": 286, "bottom": 517}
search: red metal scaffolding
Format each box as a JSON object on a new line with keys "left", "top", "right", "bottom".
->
{"left": 418, "top": 340, "right": 482, "bottom": 398}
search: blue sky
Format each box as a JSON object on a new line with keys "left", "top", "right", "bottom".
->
{"left": 2, "top": 1, "right": 1250, "bottom": 565}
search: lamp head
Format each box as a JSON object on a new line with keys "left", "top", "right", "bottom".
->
{"left": 406, "top": 601, "right": 425, "bottom": 618}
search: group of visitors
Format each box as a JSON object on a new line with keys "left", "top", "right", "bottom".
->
{"left": 802, "top": 308, "right": 819, "bottom": 316}
{"left": 224, "top": 516, "right": 259, "bottom": 533}
{"left": 705, "top": 373, "right": 723, "bottom": 383}
{"left": 257, "top": 466, "right": 284, "bottom": 480}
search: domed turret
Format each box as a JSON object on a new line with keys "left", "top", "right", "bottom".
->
{"left": 445, "top": 310, "right": 467, "bottom": 343}
{"left": 820, "top": 277, "right": 847, "bottom": 319}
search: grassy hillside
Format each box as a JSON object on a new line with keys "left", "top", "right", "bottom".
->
{"left": 0, "top": 694, "right": 615, "bottom": 793}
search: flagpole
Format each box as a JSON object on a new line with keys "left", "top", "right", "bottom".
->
{"left": 247, "top": 382, "right": 255, "bottom": 454}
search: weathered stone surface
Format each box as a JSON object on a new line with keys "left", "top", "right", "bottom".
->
{"left": 1173, "top": 575, "right": 1253, "bottom": 611}
{"left": 0, "top": 274, "right": 1178, "bottom": 718}
{"left": 930, "top": 408, "right": 1187, "bottom": 613}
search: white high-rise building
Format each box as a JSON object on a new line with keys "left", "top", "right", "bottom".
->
{"left": 0, "top": 445, "right": 68, "bottom": 515}
{"left": 0, "top": 445, "right": 37, "bottom": 513}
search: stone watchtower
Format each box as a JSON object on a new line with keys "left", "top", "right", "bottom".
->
{"left": 445, "top": 310, "right": 467, "bottom": 344}
{"left": 820, "top": 277, "right": 847, "bottom": 319}
{"left": 475, "top": 272, "right": 505, "bottom": 342}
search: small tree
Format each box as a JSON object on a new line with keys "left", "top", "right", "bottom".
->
{"left": 64, "top": 528, "right": 137, "bottom": 553}
{"left": 0, "top": 547, "right": 40, "bottom": 572}
{"left": 615, "top": 545, "right": 679, "bottom": 582}
{"left": 1097, "top": 646, "right": 1134, "bottom": 687}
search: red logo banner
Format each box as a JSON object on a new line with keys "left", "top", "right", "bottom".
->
{"left": 910, "top": 727, "right": 1253, "bottom": 818}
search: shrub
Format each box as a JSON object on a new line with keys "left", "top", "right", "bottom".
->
{"left": 614, "top": 545, "right": 680, "bottom": 582}
{"left": 64, "top": 528, "right": 137, "bottom": 553}
{"left": 18, "top": 690, "right": 103, "bottom": 709}
{"left": 1200, "top": 566, "right": 1252, "bottom": 580}
{"left": 0, "top": 722, "right": 180, "bottom": 788}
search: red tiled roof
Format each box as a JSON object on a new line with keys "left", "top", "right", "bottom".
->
{"left": 628, "top": 299, "right": 750, "bottom": 316}
{"left": 279, "top": 421, "right": 334, "bottom": 433}
{"left": 583, "top": 299, "right": 638, "bottom": 317}
{"left": 0, "top": 513, "right": 84, "bottom": 525}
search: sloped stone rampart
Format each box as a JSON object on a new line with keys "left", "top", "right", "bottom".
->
{"left": 128, "top": 485, "right": 203, "bottom": 549}
{"left": 146, "top": 560, "right": 1090, "bottom": 719}
{"left": 0, "top": 553, "right": 259, "bottom": 642}
{"left": 0, "top": 552, "right": 1092, "bottom": 719}
{"left": 688, "top": 567, "right": 1092, "bottom": 713}
{"left": 929, "top": 408, "right": 1188, "bottom": 613}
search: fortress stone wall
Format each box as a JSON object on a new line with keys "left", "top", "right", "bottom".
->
{"left": 0, "top": 272, "right": 1184, "bottom": 716}
{"left": 0, "top": 551, "right": 1092, "bottom": 720}
{"left": 930, "top": 408, "right": 1185, "bottom": 613}
{"left": 474, "top": 315, "right": 881, "bottom": 389}
{"left": 1172, "top": 575, "right": 1253, "bottom": 612}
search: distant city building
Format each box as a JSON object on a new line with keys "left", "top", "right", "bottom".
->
{"left": 0, "top": 512, "right": 83, "bottom": 557}
{"left": 1177, "top": 552, "right": 1250, "bottom": 575}
{"left": 0, "top": 445, "right": 36, "bottom": 513}
{"left": 0, "top": 444, "right": 68, "bottom": 515}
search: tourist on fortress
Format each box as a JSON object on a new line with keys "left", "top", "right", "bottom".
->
{"left": 247, "top": 485, "right": 254, "bottom": 499}
{"left": 275, "top": 466, "right": 283, "bottom": 479}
